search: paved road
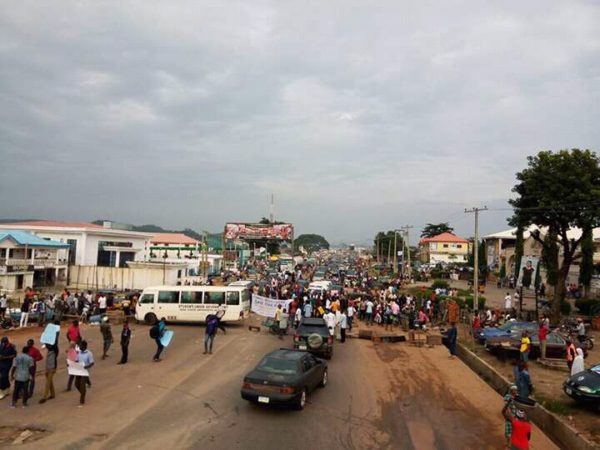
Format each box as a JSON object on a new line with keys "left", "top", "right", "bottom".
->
{"left": 2, "top": 321, "right": 557, "bottom": 449}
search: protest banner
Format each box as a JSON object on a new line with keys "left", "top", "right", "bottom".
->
{"left": 160, "top": 330, "right": 174, "bottom": 347}
{"left": 251, "top": 294, "right": 292, "bottom": 317}
{"left": 67, "top": 359, "right": 89, "bottom": 377}
{"left": 40, "top": 323, "right": 60, "bottom": 345}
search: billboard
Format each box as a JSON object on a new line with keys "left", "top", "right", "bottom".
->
{"left": 224, "top": 223, "right": 293, "bottom": 241}
{"left": 517, "top": 256, "right": 539, "bottom": 291}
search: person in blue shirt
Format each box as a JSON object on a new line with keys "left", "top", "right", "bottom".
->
{"left": 74, "top": 340, "right": 94, "bottom": 407}
{"left": 204, "top": 309, "right": 226, "bottom": 355}
{"left": 153, "top": 318, "right": 167, "bottom": 362}
{"left": 447, "top": 322, "right": 458, "bottom": 358}
{"left": 516, "top": 361, "right": 532, "bottom": 398}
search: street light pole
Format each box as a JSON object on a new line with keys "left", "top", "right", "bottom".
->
{"left": 465, "top": 207, "right": 488, "bottom": 313}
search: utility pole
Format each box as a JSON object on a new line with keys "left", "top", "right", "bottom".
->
{"left": 398, "top": 226, "right": 413, "bottom": 281}
{"left": 393, "top": 231, "right": 398, "bottom": 274}
{"left": 465, "top": 207, "right": 488, "bottom": 313}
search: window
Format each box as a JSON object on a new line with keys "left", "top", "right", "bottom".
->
{"left": 457, "top": 244, "right": 462, "bottom": 249}
{"left": 302, "top": 357, "right": 315, "bottom": 372}
{"left": 140, "top": 294, "right": 155, "bottom": 304}
{"left": 226, "top": 291, "right": 240, "bottom": 305}
{"left": 443, "top": 244, "right": 449, "bottom": 248}
{"left": 181, "top": 291, "right": 203, "bottom": 304}
{"left": 204, "top": 291, "right": 225, "bottom": 305}
{"left": 429, "top": 243, "right": 437, "bottom": 250}
{"left": 158, "top": 291, "right": 179, "bottom": 304}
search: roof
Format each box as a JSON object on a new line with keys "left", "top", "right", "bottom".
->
{"left": 0, "top": 230, "right": 70, "bottom": 248}
{"left": 419, "top": 232, "right": 469, "bottom": 245}
{"left": 150, "top": 233, "right": 199, "bottom": 245}
{"left": 483, "top": 225, "right": 600, "bottom": 241}
{"left": 2, "top": 220, "right": 103, "bottom": 229}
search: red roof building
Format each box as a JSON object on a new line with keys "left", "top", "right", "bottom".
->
{"left": 418, "top": 232, "right": 470, "bottom": 264}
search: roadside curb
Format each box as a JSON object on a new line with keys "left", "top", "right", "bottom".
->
{"left": 456, "top": 343, "right": 598, "bottom": 450}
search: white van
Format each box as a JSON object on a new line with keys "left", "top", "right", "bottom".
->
{"left": 135, "top": 285, "right": 249, "bottom": 324}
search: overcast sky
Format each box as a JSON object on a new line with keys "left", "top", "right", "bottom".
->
{"left": 1, "top": 1, "right": 600, "bottom": 245}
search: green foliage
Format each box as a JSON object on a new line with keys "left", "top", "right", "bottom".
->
{"left": 575, "top": 298, "right": 600, "bottom": 315}
{"left": 510, "top": 149, "right": 600, "bottom": 321}
{"left": 514, "top": 224, "right": 524, "bottom": 278}
{"left": 373, "top": 231, "right": 403, "bottom": 261}
{"left": 294, "top": 234, "right": 330, "bottom": 253}
{"left": 560, "top": 301, "right": 572, "bottom": 315}
{"left": 464, "top": 296, "right": 486, "bottom": 310}
{"left": 431, "top": 279, "right": 450, "bottom": 290}
{"left": 420, "top": 223, "right": 454, "bottom": 238}
{"left": 539, "top": 228, "right": 559, "bottom": 286}
{"left": 499, "top": 264, "right": 506, "bottom": 279}
{"left": 477, "top": 240, "right": 487, "bottom": 276}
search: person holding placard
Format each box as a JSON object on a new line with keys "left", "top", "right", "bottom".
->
{"left": 74, "top": 340, "right": 94, "bottom": 406}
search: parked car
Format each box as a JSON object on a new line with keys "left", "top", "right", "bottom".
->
{"left": 293, "top": 318, "right": 334, "bottom": 359}
{"left": 476, "top": 321, "right": 538, "bottom": 344}
{"left": 486, "top": 331, "right": 588, "bottom": 359}
{"left": 563, "top": 364, "right": 600, "bottom": 409}
{"left": 241, "top": 349, "right": 327, "bottom": 410}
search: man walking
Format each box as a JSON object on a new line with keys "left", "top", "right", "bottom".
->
{"left": 347, "top": 303, "right": 355, "bottom": 332}
{"left": 519, "top": 331, "right": 530, "bottom": 362}
{"left": 39, "top": 343, "right": 58, "bottom": 404}
{"left": 204, "top": 310, "right": 226, "bottom": 354}
{"left": 278, "top": 308, "right": 289, "bottom": 340}
{"left": 100, "top": 316, "right": 113, "bottom": 360}
{"left": 74, "top": 340, "right": 94, "bottom": 406}
{"left": 0, "top": 337, "right": 16, "bottom": 399}
{"left": 152, "top": 318, "right": 167, "bottom": 362}
{"left": 538, "top": 318, "right": 549, "bottom": 360}
{"left": 118, "top": 320, "right": 131, "bottom": 365}
{"left": 26, "top": 339, "right": 43, "bottom": 398}
{"left": 447, "top": 322, "right": 458, "bottom": 358}
{"left": 504, "top": 293, "right": 512, "bottom": 313}
{"left": 0, "top": 293, "right": 7, "bottom": 319}
{"left": 20, "top": 293, "right": 32, "bottom": 328}
{"left": 339, "top": 309, "right": 348, "bottom": 343}
{"left": 365, "top": 299, "right": 374, "bottom": 325}
{"left": 10, "top": 346, "right": 33, "bottom": 407}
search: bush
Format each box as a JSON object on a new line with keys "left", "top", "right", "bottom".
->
{"left": 464, "top": 295, "right": 486, "bottom": 310}
{"left": 575, "top": 298, "right": 600, "bottom": 315}
{"left": 560, "top": 301, "right": 572, "bottom": 316}
{"left": 431, "top": 279, "right": 450, "bottom": 290}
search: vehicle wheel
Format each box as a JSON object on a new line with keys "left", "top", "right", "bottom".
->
{"left": 319, "top": 369, "right": 328, "bottom": 388}
{"left": 296, "top": 388, "right": 307, "bottom": 410}
{"left": 307, "top": 333, "right": 323, "bottom": 350}
{"left": 144, "top": 313, "right": 157, "bottom": 325}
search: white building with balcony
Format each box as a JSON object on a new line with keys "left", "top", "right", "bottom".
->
{"left": 0, "top": 230, "right": 70, "bottom": 291}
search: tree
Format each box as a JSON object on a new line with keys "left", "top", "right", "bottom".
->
{"left": 294, "top": 234, "right": 330, "bottom": 253}
{"left": 421, "top": 223, "right": 454, "bottom": 238}
{"left": 509, "top": 149, "right": 600, "bottom": 322}
{"left": 579, "top": 226, "right": 594, "bottom": 298}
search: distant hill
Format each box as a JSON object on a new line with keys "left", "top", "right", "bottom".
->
{"left": 92, "top": 220, "right": 205, "bottom": 241}
{"left": 0, "top": 218, "right": 40, "bottom": 224}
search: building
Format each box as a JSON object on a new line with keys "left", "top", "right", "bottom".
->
{"left": 0, "top": 221, "right": 151, "bottom": 268}
{"left": 0, "top": 230, "right": 70, "bottom": 291}
{"left": 418, "top": 232, "right": 470, "bottom": 264}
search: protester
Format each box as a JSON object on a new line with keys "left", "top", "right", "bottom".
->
{"left": 0, "top": 293, "right": 7, "bottom": 319}
{"left": 538, "top": 318, "right": 549, "bottom": 360}
{"left": 324, "top": 309, "right": 336, "bottom": 336}
{"left": 365, "top": 298, "right": 374, "bottom": 325}
{"left": 506, "top": 408, "right": 532, "bottom": 450}
{"left": 100, "top": 316, "right": 113, "bottom": 360}
{"left": 571, "top": 348, "right": 585, "bottom": 376}
{"left": 10, "top": 346, "right": 33, "bottom": 407}
{"left": 118, "top": 320, "right": 131, "bottom": 365}
{"left": 502, "top": 385, "right": 518, "bottom": 448}
{"left": 26, "top": 339, "right": 43, "bottom": 398}
{"left": 294, "top": 306, "right": 302, "bottom": 329}
{"left": 151, "top": 318, "right": 167, "bottom": 362}
{"left": 519, "top": 331, "right": 530, "bottom": 362}
{"left": 565, "top": 337, "right": 577, "bottom": 372}
{"left": 447, "top": 322, "right": 458, "bottom": 358}
{"left": 98, "top": 294, "right": 107, "bottom": 315}
{"left": 204, "top": 310, "right": 226, "bottom": 354}
{"left": 20, "top": 294, "right": 32, "bottom": 328}
{"left": 39, "top": 344, "right": 58, "bottom": 404}
{"left": 516, "top": 361, "right": 532, "bottom": 399}
{"left": 67, "top": 320, "right": 82, "bottom": 344}
{"left": 303, "top": 300, "right": 313, "bottom": 319}
{"left": 74, "top": 340, "right": 94, "bottom": 406}
{"left": 576, "top": 318, "right": 586, "bottom": 344}
{"left": 0, "top": 336, "right": 17, "bottom": 399}
{"left": 504, "top": 293, "right": 512, "bottom": 312}
{"left": 66, "top": 342, "right": 78, "bottom": 391}
{"left": 339, "top": 310, "right": 348, "bottom": 343}
{"left": 278, "top": 308, "right": 289, "bottom": 340}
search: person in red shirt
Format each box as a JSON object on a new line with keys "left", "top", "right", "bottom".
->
{"left": 538, "top": 320, "right": 549, "bottom": 360}
{"left": 26, "top": 339, "right": 43, "bottom": 398}
{"left": 507, "top": 409, "right": 531, "bottom": 450}
{"left": 67, "top": 320, "right": 82, "bottom": 344}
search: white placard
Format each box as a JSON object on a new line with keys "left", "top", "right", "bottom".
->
{"left": 251, "top": 294, "right": 293, "bottom": 318}
{"left": 67, "top": 359, "right": 89, "bottom": 377}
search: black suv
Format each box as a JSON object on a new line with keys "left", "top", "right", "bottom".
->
{"left": 293, "top": 318, "right": 333, "bottom": 359}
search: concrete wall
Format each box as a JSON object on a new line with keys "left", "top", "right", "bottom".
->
{"left": 69, "top": 265, "right": 181, "bottom": 290}
{"left": 456, "top": 344, "right": 597, "bottom": 450}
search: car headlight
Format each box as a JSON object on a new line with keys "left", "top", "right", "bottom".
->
{"left": 577, "top": 386, "right": 593, "bottom": 394}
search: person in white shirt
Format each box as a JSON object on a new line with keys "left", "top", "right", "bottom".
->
{"left": 346, "top": 304, "right": 355, "bottom": 331}
{"left": 98, "top": 295, "right": 107, "bottom": 314}
{"left": 294, "top": 307, "right": 302, "bottom": 329}
{"left": 504, "top": 293, "right": 512, "bottom": 312}
{"left": 324, "top": 310, "right": 336, "bottom": 336}
{"left": 339, "top": 310, "right": 348, "bottom": 343}
{"left": 365, "top": 300, "right": 374, "bottom": 325}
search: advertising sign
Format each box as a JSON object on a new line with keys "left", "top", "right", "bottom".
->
{"left": 251, "top": 294, "right": 293, "bottom": 317}
{"left": 224, "top": 223, "right": 293, "bottom": 241}
{"left": 517, "top": 256, "right": 539, "bottom": 290}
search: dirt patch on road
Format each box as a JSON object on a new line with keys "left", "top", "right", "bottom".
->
{"left": 0, "top": 425, "right": 48, "bottom": 446}
{"left": 372, "top": 343, "right": 504, "bottom": 449}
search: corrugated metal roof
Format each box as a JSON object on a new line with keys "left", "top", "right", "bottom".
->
{"left": 0, "top": 230, "right": 70, "bottom": 248}
{"left": 150, "top": 233, "right": 199, "bottom": 245}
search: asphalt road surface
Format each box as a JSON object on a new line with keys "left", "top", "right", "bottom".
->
{"left": 2, "top": 321, "right": 557, "bottom": 450}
